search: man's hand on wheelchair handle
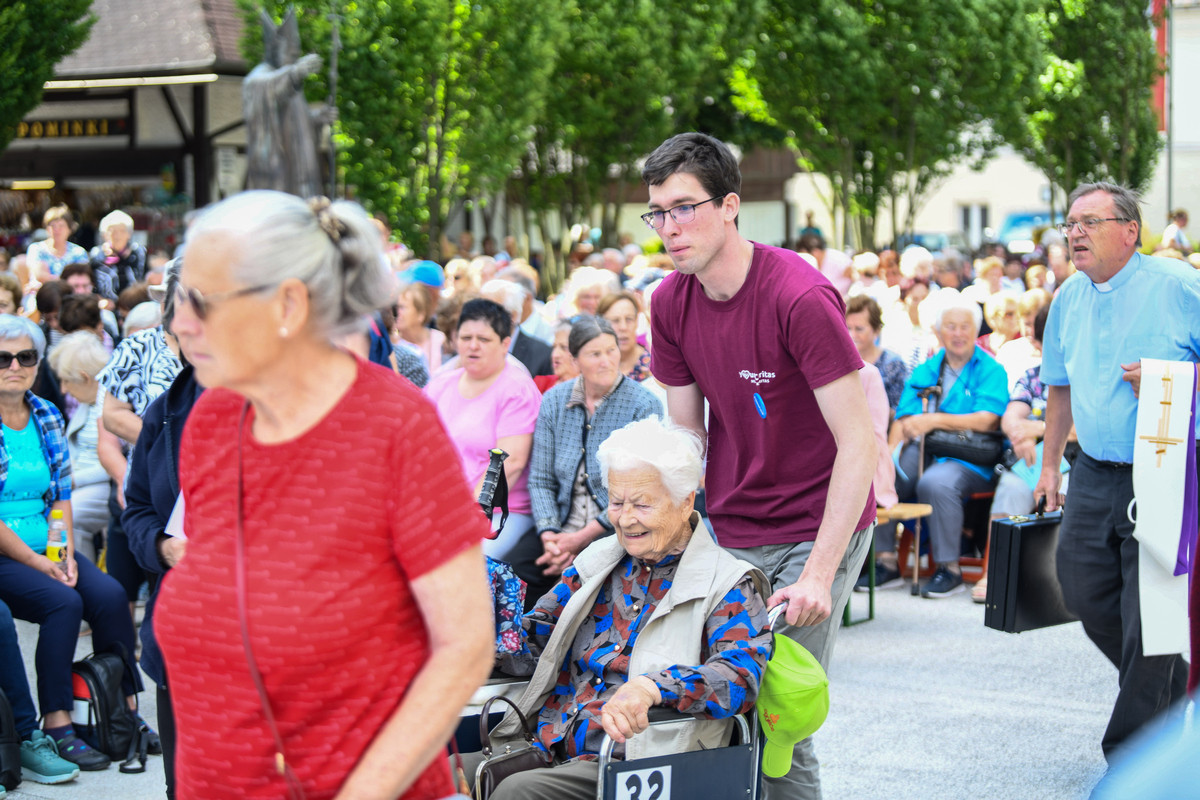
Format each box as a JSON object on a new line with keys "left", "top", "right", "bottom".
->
{"left": 601, "top": 675, "right": 662, "bottom": 744}
{"left": 768, "top": 572, "right": 832, "bottom": 628}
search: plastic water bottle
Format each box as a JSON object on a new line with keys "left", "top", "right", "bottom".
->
{"left": 46, "top": 509, "right": 66, "bottom": 563}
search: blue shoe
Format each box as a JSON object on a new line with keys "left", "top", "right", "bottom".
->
{"left": 920, "top": 566, "right": 965, "bottom": 598}
{"left": 21, "top": 730, "right": 80, "bottom": 784}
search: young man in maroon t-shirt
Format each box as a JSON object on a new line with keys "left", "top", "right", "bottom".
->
{"left": 643, "top": 132, "right": 877, "bottom": 800}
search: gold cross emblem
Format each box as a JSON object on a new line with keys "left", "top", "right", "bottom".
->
{"left": 1138, "top": 367, "right": 1187, "bottom": 468}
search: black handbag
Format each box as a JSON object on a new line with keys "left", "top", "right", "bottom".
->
{"left": 924, "top": 428, "right": 1006, "bottom": 467}
{"left": 473, "top": 695, "right": 554, "bottom": 800}
{"left": 922, "top": 359, "right": 1005, "bottom": 467}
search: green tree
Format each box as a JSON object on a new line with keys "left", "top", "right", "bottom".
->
{"left": 510, "top": 0, "right": 762, "bottom": 292}
{"left": 1005, "top": 0, "right": 1163, "bottom": 210}
{"left": 241, "top": 0, "right": 568, "bottom": 258}
{"left": 732, "top": 0, "right": 1042, "bottom": 248}
{"left": 0, "top": 1, "right": 95, "bottom": 152}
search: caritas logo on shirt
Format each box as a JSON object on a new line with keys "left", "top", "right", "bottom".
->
{"left": 738, "top": 369, "right": 775, "bottom": 386}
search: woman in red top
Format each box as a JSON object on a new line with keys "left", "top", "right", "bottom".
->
{"left": 155, "top": 191, "right": 494, "bottom": 800}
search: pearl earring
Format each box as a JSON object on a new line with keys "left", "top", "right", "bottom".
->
{"left": 279, "top": 326, "right": 289, "bottom": 338}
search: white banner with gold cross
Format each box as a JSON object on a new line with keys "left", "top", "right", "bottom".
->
{"left": 1132, "top": 358, "right": 1194, "bottom": 657}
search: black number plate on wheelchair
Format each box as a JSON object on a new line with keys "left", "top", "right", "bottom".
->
{"left": 603, "top": 742, "right": 757, "bottom": 800}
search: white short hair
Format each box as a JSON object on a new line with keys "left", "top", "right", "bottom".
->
{"left": 568, "top": 266, "right": 620, "bottom": 298}
{"left": 932, "top": 291, "right": 982, "bottom": 333}
{"left": 100, "top": 210, "right": 134, "bottom": 235}
{"left": 123, "top": 301, "right": 163, "bottom": 336}
{"left": 480, "top": 279, "right": 526, "bottom": 318}
{"left": 48, "top": 331, "right": 109, "bottom": 382}
{"left": 899, "top": 246, "right": 933, "bottom": 278}
{"left": 597, "top": 417, "right": 703, "bottom": 504}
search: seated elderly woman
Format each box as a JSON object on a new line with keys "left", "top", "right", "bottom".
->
{"left": 461, "top": 417, "right": 772, "bottom": 800}
{"left": 47, "top": 331, "right": 115, "bottom": 563}
{"left": 525, "top": 317, "right": 662, "bottom": 604}
{"left": 0, "top": 314, "right": 145, "bottom": 771}
{"left": 873, "top": 293, "right": 1008, "bottom": 599}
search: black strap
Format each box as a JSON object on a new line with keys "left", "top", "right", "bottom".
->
{"left": 118, "top": 724, "right": 148, "bottom": 774}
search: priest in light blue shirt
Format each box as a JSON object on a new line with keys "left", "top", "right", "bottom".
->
{"left": 1036, "top": 181, "right": 1200, "bottom": 766}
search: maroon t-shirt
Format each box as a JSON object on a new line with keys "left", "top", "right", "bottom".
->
{"left": 651, "top": 243, "right": 875, "bottom": 548}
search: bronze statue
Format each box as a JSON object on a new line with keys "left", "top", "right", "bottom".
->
{"left": 243, "top": 6, "right": 334, "bottom": 197}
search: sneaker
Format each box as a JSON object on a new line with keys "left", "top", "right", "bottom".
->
{"left": 854, "top": 561, "right": 905, "bottom": 592}
{"left": 21, "top": 730, "right": 80, "bottom": 784}
{"left": 921, "top": 566, "right": 965, "bottom": 598}
{"left": 49, "top": 731, "right": 110, "bottom": 771}
{"left": 138, "top": 715, "right": 163, "bottom": 755}
{"left": 971, "top": 577, "right": 988, "bottom": 604}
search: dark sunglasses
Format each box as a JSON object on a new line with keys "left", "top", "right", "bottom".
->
{"left": 0, "top": 349, "right": 39, "bottom": 369}
{"left": 174, "top": 281, "right": 276, "bottom": 321}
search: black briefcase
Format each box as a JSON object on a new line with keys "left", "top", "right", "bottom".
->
{"left": 984, "top": 510, "right": 1078, "bottom": 633}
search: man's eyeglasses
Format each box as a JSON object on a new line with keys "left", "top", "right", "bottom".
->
{"left": 0, "top": 349, "right": 39, "bottom": 369}
{"left": 1055, "top": 217, "right": 1131, "bottom": 236}
{"left": 641, "top": 195, "right": 726, "bottom": 230}
{"left": 174, "top": 282, "right": 277, "bottom": 321}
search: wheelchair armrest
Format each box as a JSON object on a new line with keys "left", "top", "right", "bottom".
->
{"left": 597, "top": 708, "right": 754, "bottom": 768}
{"left": 647, "top": 707, "right": 691, "bottom": 725}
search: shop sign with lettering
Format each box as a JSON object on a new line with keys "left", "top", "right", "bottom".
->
{"left": 16, "top": 118, "right": 130, "bottom": 139}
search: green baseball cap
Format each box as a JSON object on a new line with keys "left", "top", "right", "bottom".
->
{"left": 756, "top": 634, "right": 830, "bottom": 778}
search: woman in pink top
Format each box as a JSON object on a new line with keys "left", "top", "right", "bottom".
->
{"left": 425, "top": 298, "right": 542, "bottom": 563}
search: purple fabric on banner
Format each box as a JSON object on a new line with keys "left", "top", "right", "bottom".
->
{"left": 1176, "top": 388, "right": 1198, "bottom": 583}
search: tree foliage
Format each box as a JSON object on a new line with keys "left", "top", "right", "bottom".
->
{"left": 241, "top": 0, "right": 568, "bottom": 257}
{"left": 0, "top": 1, "right": 96, "bottom": 152}
{"left": 1003, "top": 0, "right": 1163, "bottom": 209}
{"left": 732, "top": 0, "right": 1042, "bottom": 248}
{"left": 508, "top": 0, "right": 767, "bottom": 291}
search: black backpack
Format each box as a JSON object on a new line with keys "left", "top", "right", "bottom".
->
{"left": 0, "top": 686, "right": 20, "bottom": 790}
{"left": 70, "top": 647, "right": 149, "bottom": 774}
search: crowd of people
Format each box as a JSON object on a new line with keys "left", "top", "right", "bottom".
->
{"left": 0, "top": 139, "right": 1196, "bottom": 800}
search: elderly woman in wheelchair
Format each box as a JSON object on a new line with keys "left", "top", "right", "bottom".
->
{"left": 459, "top": 416, "right": 773, "bottom": 800}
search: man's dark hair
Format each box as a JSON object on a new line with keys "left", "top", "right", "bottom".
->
{"left": 1068, "top": 181, "right": 1142, "bottom": 247}
{"left": 796, "top": 232, "right": 826, "bottom": 253}
{"left": 59, "top": 292, "right": 102, "bottom": 333}
{"left": 641, "top": 132, "right": 742, "bottom": 199}
{"left": 457, "top": 297, "right": 512, "bottom": 340}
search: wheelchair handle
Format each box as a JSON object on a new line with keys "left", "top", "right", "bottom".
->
{"left": 767, "top": 602, "right": 789, "bottom": 631}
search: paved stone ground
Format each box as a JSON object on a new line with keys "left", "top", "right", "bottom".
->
{"left": 11, "top": 580, "right": 1121, "bottom": 799}
{"left": 820, "top": 584, "right": 1115, "bottom": 800}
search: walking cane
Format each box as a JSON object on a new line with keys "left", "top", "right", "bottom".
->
{"left": 912, "top": 386, "right": 942, "bottom": 595}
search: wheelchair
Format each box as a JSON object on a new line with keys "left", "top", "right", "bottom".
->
{"left": 457, "top": 683, "right": 763, "bottom": 800}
